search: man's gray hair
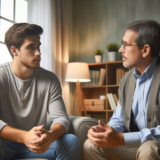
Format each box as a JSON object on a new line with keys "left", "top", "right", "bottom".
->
{"left": 126, "top": 20, "right": 160, "bottom": 57}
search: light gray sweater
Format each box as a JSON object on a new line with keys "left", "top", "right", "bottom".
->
{"left": 0, "top": 62, "right": 70, "bottom": 133}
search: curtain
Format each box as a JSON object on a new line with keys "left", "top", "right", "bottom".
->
{"left": 28, "top": 0, "right": 52, "bottom": 72}
{"left": 28, "top": 0, "right": 71, "bottom": 114}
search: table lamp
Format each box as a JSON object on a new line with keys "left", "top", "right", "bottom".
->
{"left": 65, "top": 62, "right": 91, "bottom": 116}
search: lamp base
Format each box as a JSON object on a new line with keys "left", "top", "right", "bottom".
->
{"left": 71, "top": 81, "right": 87, "bottom": 116}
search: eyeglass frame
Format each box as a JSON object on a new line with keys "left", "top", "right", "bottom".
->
{"left": 121, "top": 40, "right": 144, "bottom": 50}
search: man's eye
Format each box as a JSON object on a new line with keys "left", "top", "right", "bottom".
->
{"left": 28, "top": 46, "right": 34, "bottom": 49}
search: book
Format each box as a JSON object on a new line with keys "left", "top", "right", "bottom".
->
{"left": 92, "top": 70, "right": 96, "bottom": 86}
{"left": 102, "top": 69, "right": 106, "bottom": 85}
{"left": 107, "top": 94, "right": 115, "bottom": 110}
{"left": 121, "top": 68, "right": 125, "bottom": 78}
{"left": 98, "top": 68, "right": 103, "bottom": 85}
{"left": 110, "top": 93, "right": 117, "bottom": 110}
{"left": 118, "top": 67, "right": 122, "bottom": 83}
{"left": 116, "top": 67, "right": 121, "bottom": 85}
{"left": 116, "top": 67, "right": 128, "bottom": 84}
{"left": 116, "top": 67, "right": 119, "bottom": 85}
{"left": 95, "top": 70, "right": 100, "bottom": 86}
{"left": 99, "top": 68, "right": 105, "bottom": 85}
{"left": 113, "top": 94, "right": 118, "bottom": 105}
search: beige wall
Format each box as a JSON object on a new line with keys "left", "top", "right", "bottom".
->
{"left": 69, "top": 0, "right": 160, "bottom": 115}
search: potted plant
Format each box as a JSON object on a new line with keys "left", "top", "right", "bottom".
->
{"left": 106, "top": 43, "right": 119, "bottom": 61}
{"left": 95, "top": 49, "right": 103, "bottom": 63}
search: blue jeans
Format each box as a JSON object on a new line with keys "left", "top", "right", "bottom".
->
{"left": 0, "top": 134, "right": 80, "bottom": 160}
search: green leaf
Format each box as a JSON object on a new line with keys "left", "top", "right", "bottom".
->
{"left": 95, "top": 49, "right": 103, "bottom": 55}
{"left": 106, "top": 43, "right": 119, "bottom": 52}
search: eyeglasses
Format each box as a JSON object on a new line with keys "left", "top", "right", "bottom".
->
{"left": 121, "top": 40, "right": 144, "bottom": 50}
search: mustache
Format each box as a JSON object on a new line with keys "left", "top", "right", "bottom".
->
{"left": 122, "top": 55, "right": 127, "bottom": 59}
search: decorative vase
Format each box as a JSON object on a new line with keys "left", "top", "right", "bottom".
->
{"left": 108, "top": 51, "right": 117, "bottom": 61}
{"left": 95, "top": 55, "right": 102, "bottom": 63}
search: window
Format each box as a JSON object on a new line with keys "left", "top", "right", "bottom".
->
{"left": 0, "top": 0, "right": 28, "bottom": 64}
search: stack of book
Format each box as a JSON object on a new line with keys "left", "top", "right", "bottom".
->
{"left": 82, "top": 70, "right": 99, "bottom": 86}
{"left": 116, "top": 67, "right": 128, "bottom": 84}
{"left": 82, "top": 68, "right": 106, "bottom": 86}
{"left": 107, "top": 93, "right": 118, "bottom": 110}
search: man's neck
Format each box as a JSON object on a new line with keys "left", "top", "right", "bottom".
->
{"left": 135, "top": 57, "right": 155, "bottom": 75}
{"left": 11, "top": 61, "right": 34, "bottom": 80}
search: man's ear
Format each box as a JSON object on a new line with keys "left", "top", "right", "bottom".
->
{"left": 10, "top": 46, "right": 19, "bottom": 57}
{"left": 142, "top": 45, "right": 151, "bottom": 58}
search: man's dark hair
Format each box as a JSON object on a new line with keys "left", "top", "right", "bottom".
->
{"left": 126, "top": 20, "right": 160, "bottom": 57}
{"left": 5, "top": 23, "right": 43, "bottom": 58}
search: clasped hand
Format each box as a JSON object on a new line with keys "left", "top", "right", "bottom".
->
{"left": 87, "top": 120, "right": 125, "bottom": 148}
{"left": 24, "top": 125, "right": 52, "bottom": 154}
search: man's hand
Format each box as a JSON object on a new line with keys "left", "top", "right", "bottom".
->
{"left": 23, "top": 125, "right": 44, "bottom": 147}
{"left": 28, "top": 129, "right": 53, "bottom": 154}
{"left": 87, "top": 120, "right": 125, "bottom": 148}
{"left": 28, "top": 124, "right": 65, "bottom": 154}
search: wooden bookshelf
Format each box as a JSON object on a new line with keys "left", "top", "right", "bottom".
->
{"left": 81, "top": 61, "right": 129, "bottom": 123}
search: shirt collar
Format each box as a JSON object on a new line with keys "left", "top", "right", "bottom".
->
{"left": 134, "top": 57, "right": 157, "bottom": 80}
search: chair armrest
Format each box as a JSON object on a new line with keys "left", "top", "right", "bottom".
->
{"left": 47, "top": 114, "right": 98, "bottom": 146}
{"left": 69, "top": 116, "right": 98, "bottom": 160}
{"left": 69, "top": 116, "right": 98, "bottom": 145}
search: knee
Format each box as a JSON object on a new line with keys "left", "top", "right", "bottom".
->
{"left": 56, "top": 134, "right": 81, "bottom": 159}
{"left": 137, "top": 141, "right": 160, "bottom": 160}
{"left": 83, "top": 139, "right": 92, "bottom": 151}
{"left": 83, "top": 139, "right": 94, "bottom": 155}
{"left": 61, "top": 134, "right": 80, "bottom": 150}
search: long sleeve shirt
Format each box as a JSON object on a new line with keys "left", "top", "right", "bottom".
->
{"left": 0, "top": 62, "right": 70, "bottom": 133}
{"left": 108, "top": 58, "right": 160, "bottom": 147}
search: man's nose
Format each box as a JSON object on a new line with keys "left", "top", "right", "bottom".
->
{"left": 35, "top": 50, "right": 41, "bottom": 56}
{"left": 119, "top": 45, "right": 124, "bottom": 53}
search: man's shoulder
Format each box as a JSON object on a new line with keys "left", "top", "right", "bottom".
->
{"left": 0, "top": 62, "right": 10, "bottom": 69}
{"left": 0, "top": 62, "right": 10, "bottom": 76}
{"left": 119, "top": 68, "right": 135, "bottom": 89}
{"left": 122, "top": 68, "right": 134, "bottom": 81}
{"left": 35, "top": 67, "right": 59, "bottom": 82}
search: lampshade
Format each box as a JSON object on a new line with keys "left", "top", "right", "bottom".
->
{"left": 65, "top": 62, "right": 91, "bottom": 82}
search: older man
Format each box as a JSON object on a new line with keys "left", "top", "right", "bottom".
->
{"left": 84, "top": 20, "right": 160, "bottom": 160}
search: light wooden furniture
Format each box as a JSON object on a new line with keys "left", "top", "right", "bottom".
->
{"left": 81, "top": 61, "right": 129, "bottom": 123}
{"left": 65, "top": 62, "right": 90, "bottom": 116}
{"left": 71, "top": 81, "right": 87, "bottom": 116}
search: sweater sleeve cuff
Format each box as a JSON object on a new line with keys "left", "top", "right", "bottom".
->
{"left": 123, "top": 132, "right": 141, "bottom": 148}
{"left": 0, "top": 120, "right": 7, "bottom": 131}
{"left": 51, "top": 118, "right": 70, "bottom": 133}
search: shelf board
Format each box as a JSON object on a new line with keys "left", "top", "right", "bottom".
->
{"left": 81, "top": 85, "right": 106, "bottom": 88}
{"left": 81, "top": 85, "right": 119, "bottom": 88}
{"left": 106, "top": 110, "right": 114, "bottom": 112}
{"left": 106, "top": 85, "right": 119, "bottom": 87}
{"left": 88, "top": 61, "right": 123, "bottom": 66}
{"left": 82, "top": 109, "right": 107, "bottom": 112}
{"left": 81, "top": 109, "right": 114, "bottom": 112}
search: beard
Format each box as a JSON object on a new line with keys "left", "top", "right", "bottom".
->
{"left": 123, "top": 62, "right": 130, "bottom": 68}
{"left": 20, "top": 59, "right": 40, "bottom": 69}
{"left": 123, "top": 60, "right": 139, "bottom": 69}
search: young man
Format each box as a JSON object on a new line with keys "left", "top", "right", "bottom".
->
{"left": 84, "top": 20, "right": 160, "bottom": 160}
{"left": 0, "top": 23, "right": 80, "bottom": 160}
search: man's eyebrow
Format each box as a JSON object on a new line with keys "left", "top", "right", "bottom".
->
{"left": 27, "top": 43, "right": 36, "bottom": 46}
{"left": 26, "top": 42, "right": 41, "bottom": 46}
{"left": 122, "top": 40, "right": 128, "bottom": 44}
